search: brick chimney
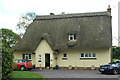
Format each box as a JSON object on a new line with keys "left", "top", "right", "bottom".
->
{"left": 107, "top": 5, "right": 111, "bottom": 14}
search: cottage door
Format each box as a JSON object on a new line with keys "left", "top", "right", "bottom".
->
{"left": 45, "top": 54, "right": 50, "bottom": 67}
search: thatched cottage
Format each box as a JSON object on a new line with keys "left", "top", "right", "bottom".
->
{"left": 14, "top": 7, "right": 112, "bottom": 69}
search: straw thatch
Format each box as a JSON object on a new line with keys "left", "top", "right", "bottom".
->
{"left": 14, "top": 11, "right": 112, "bottom": 52}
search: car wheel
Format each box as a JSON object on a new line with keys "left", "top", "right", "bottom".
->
{"left": 20, "top": 66, "right": 25, "bottom": 71}
{"left": 113, "top": 68, "right": 118, "bottom": 75}
{"left": 101, "top": 72, "right": 105, "bottom": 74}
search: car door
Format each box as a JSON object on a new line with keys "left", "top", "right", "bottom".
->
{"left": 25, "top": 60, "right": 32, "bottom": 68}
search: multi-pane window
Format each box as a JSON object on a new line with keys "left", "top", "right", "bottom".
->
{"left": 39, "top": 55, "right": 41, "bottom": 62}
{"left": 85, "top": 53, "right": 88, "bottom": 57}
{"left": 68, "top": 34, "right": 76, "bottom": 40}
{"left": 22, "top": 54, "right": 25, "bottom": 59}
{"left": 81, "top": 53, "right": 84, "bottom": 57}
{"left": 62, "top": 53, "right": 67, "bottom": 60}
{"left": 29, "top": 54, "right": 31, "bottom": 59}
{"left": 63, "top": 53, "right": 67, "bottom": 58}
{"left": 80, "top": 53, "right": 96, "bottom": 58}
{"left": 93, "top": 53, "right": 96, "bottom": 57}
{"left": 88, "top": 53, "right": 91, "bottom": 57}
{"left": 22, "top": 54, "right": 32, "bottom": 60}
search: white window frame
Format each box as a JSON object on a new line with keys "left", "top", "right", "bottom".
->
{"left": 39, "top": 55, "right": 42, "bottom": 61}
{"left": 29, "top": 54, "right": 31, "bottom": 60}
{"left": 22, "top": 54, "right": 32, "bottom": 60}
{"left": 62, "top": 53, "right": 67, "bottom": 58}
{"left": 68, "top": 34, "right": 76, "bottom": 40}
{"left": 92, "top": 53, "right": 96, "bottom": 57}
{"left": 80, "top": 53, "right": 96, "bottom": 58}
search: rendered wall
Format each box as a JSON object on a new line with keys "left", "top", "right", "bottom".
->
{"left": 35, "top": 40, "right": 56, "bottom": 67}
{"left": 14, "top": 40, "right": 111, "bottom": 68}
{"left": 14, "top": 51, "right": 35, "bottom": 65}
{"left": 57, "top": 48, "right": 111, "bottom": 67}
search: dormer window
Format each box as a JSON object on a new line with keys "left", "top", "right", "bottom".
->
{"left": 68, "top": 34, "right": 76, "bottom": 40}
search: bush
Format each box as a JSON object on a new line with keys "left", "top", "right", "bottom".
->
{"left": 1, "top": 28, "right": 20, "bottom": 80}
{"left": 2, "top": 47, "right": 13, "bottom": 80}
{"left": 112, "top": 46, "right": 120, "bottom": 59}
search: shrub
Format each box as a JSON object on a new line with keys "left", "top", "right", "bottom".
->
{"left": 2, "top": 47, "right": 13, "bottom": 80}
{"left": 1, "top": 28, "right": 20, "bottom": 80}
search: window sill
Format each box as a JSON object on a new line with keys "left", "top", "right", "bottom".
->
{"left": 80, "top": 58, "right": 96, "bottom": 60}
{"left": 38, "top": 60, "right": 41, "bottom": 62}
{"left": 28, "top": 59, "right": 32, "bottom": 61}
{"left": 68, "top": 40, "right": 77, "bottom": 42}
{"left": 62, "top": 58, "right": 67, "bottom": 60}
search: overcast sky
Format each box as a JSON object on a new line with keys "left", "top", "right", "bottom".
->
{"left": 0, "top": 0, "right": 119, "bottom": 46}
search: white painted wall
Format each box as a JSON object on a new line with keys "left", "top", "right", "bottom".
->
{"left": 14, "top": 39, "right": 111, "bottom": 68}
{"left": 14, "top": 51, "right": 35, "bottom": 65}
{"left": 57, "top": 48, "right": 111, "bottom": 67}
{"left": 35, "top": 39, "right": 56, "bottom": 67}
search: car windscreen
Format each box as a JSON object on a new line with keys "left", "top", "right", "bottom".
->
{"left": 13, "top": 60, "right": 18, "bottom": 63}
{"left": 19, "top": 60, "right": 23, "bottom": 63}
{"left": 13, "top": 60, "right": 30, "bottom": 63}
{"left": 19, "top": 60, "right": 26, "bottom": 63}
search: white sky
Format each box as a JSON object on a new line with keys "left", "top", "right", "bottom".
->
{"left": 0, "top": 0, "right": 119, "bottom": 46}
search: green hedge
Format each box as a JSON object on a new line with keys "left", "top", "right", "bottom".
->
{"left": 1, "top": 28, "right": 20, "bottom": 80}
{"left": 112, "top": 46, "right": 120, "bottom": 59}
{"left": 2, "top": 47, "right": 13, "bottom": 80}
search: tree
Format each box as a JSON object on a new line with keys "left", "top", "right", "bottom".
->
{"left": 112, "top": 46, "right": 120, "bottom": 59}
{"left": 16, "top": 12, "right": 36, "bottom": 37}
{"left": 1, "top": 28, "right": 20, "bottom": 79}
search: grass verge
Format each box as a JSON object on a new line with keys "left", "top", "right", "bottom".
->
{"left": 12, "top": 71, "right": 43, "bottom": 79}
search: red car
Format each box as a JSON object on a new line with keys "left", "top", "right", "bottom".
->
{"left": 13, "top": 59, "right": 33, "bottom": 71}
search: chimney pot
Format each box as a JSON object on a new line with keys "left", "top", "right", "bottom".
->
{"left": 61, "top": 12, "right": 65, "bottom": 15}
{"left": 107, "top": 5, "right": 111, "bottom": 14}
{"left": 108, "top": 5, "right": 110, "bottom": 8}
{"left": 50, "top": 13, "right": 54, "bottom": 15}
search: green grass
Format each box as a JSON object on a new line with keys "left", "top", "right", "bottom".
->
{"left": 12, "top": 71, "right": 43, "bottom": 78}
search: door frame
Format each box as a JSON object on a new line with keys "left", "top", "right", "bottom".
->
{"left": 45, "top": 53, "right": 50, "bottom": 67}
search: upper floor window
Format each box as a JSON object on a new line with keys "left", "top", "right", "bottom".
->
{"left": 68, "top": 34, "right": 76, "bottom": 40}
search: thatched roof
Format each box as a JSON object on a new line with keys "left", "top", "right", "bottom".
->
{"left": 14, "top": 11, "right": 112, "bottom": 52}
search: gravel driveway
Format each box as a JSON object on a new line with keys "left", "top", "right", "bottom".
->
{"left": 30, "top": 69, "right": 119, "bottom": 79}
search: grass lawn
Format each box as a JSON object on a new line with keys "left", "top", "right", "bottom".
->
{"left": 12, "top": 71, "right": 43, "bottom": 79}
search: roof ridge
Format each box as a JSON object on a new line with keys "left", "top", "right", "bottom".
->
{"left": 35, "top": 11, "right": 109, "bottom": 20}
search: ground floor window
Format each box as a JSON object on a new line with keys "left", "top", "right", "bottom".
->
{"left": 80, "top": 53, "right": 96, "bottom": 59}
{"left": 22, "top": 54, "right": 31, "bottom": 60}
{"left": 62, "top": 53, "right": 67, "bottom": 60}
{"left": 38, "top": 55, "right": 41, "bottom": 62}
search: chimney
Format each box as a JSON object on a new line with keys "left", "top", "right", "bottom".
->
{"left": 61, "top": 12, "right": 65, "bottom": 15}
{"left": 107, "top": 5, "right": 111, "bottom": 14}
{"left": 50, "top": 13, "right": 54, "bottom": 15}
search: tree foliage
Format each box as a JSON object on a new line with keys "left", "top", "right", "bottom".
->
{"left": 112, "top": 46, "right": 120, "bottom": 59}
{"left": 1, "top": 28, "right": 20, "bottom": 79}
{"left": 16, "top": 12, "right": 36, "bottom": 37}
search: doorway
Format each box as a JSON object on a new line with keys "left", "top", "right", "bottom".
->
{"left": 45, "top": 54, "right": 50, "bottom": 67}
